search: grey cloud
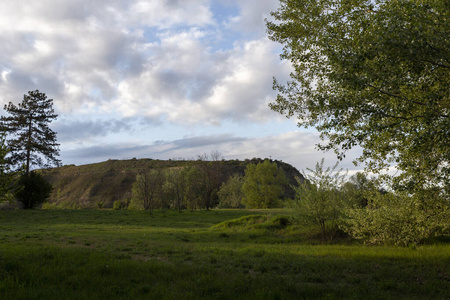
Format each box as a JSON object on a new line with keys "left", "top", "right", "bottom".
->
{"left": 170, "top": 134, "right": 246, "bottom": 150}
{"left": 54, "top": 119, "right": 132, "bottom": 142}
{"left": 59, "top": 131, "right": 366, "bottom": 174}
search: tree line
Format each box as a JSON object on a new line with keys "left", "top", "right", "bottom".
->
{"left": 126, "top": 158, "right": 289, "bottom": 213}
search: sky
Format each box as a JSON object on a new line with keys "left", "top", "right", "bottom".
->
{"left": 0, "top": 0, "right": 364, "bottom": 173}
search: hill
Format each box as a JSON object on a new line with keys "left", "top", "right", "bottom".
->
{"left": 40, "top": 158, "right": 304, "bottom": 209}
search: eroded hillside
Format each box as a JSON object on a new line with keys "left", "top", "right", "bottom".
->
{"left": 41, "top": 158, "right": 303, "bottom": 209}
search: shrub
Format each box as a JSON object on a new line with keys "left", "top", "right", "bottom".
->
{"left": 290, "top": 159, "right": 346, "bottom": 240}
{"left": 113, "top": 200, "right": 123, "bottom": 210}
{"left": 342, "top": 189, "right": 450, "bottom": 246}
{"left": 15, "top": 172, "right": 52, "bottom": 209}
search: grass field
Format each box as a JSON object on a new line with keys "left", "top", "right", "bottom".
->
{"left": 0, "top": 209, "right": 449, "bottom": 299}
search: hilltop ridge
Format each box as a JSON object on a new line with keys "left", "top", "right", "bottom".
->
{"left": 41, "top": 158, "right": 303, "bottom": 209}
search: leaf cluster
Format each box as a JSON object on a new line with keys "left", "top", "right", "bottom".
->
{"left": 267, "top": 0, "right": 449, "bottom": 194}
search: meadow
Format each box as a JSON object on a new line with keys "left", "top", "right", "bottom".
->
{"left": 0, "top": 209, "right": 449, "bottom": 299}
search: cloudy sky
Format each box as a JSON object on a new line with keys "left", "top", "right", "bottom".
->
{"left": 0, "top": 0, "right": 364, "bottom": 173}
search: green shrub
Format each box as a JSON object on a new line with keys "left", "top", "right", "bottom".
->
{"left": 15, "top": 172, "right": 52, "bottom": 209}
{"left": 342, "top": 190, "right": 450, "bottom": 246}
{"left": 290, "top": 159, "right": 346, "bottom": 240}
{"left": 113, "top": 200, "right": 123, "bottom": 210}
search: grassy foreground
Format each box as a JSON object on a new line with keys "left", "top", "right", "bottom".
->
{"left": 0, "top": 209, "right": 449, "bottom": 299}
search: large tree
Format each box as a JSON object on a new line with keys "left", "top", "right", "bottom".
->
{"left": 266, "top": 0, "right": 449, "bottom": 195}
{"left": 131, "top": 169, "right": 163, "bottom": 213}
{"left": 2, "top": 90, "right": 61, "bottom": 174}
{"left": 241, "top": 160, "right": 288, "bottom": 208}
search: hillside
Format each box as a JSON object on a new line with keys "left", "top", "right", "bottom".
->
{"left": 40, "top": 158, "right": 304, "bottom": 209}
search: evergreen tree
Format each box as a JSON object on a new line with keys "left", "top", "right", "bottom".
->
{"left": 2, "top": 90, "right": 61, "bottom": 174}
{"left": 15, "top": 171, "right": 52, "bottom": 209}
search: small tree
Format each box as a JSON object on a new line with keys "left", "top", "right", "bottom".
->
{"left": 291, "top": 159, "right": 346, "bottom": 240}
{"left": 342, "top": 172, "right": 383, "bottom": 208}
{"left": 241, "top": 160, "right": 288, "bottom": 208}
{"left": 218, "top": 174, "right": 244, "bottom": 208}
{"left": 131, "top": 169, "right": 163, "bottom": 213}
{"left": 163, "top": 168, "right": 187, "bottom": 212}
{"left": 15, "top": 172, "right": 52, "bottom": 209}
{"left": 184, "top": 166, "right": 205, "bottom": 211}
{"left": 2, "top": 90, "right": 60, "bottom": 174}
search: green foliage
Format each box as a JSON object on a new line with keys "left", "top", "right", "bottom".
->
{"left": 291, "top": 159, "right": 347, "bottom": 240}
{"left": 342, "top": 172, "right": 383, "bottom": 208}
{"left": 112, "top": 200, "right": 124, "bottom": 210}
{"left": 342, "top": 189, "right": 450, "bottom": 246}
{"left": 218, "top": 173, "right": 244, "bottom": 208}
{"left": 40, "top": 159, "right": 303, "bottom": 209}
{"left": 1, "top": 90, "right": 60, "bottom": 174}
{"left": 15, "top": 172, "right": 52, "bottom": 209}
{"left": 163, "top": 168, "right": 187, "bottom": 212}
{"left": 267, "top": 0, "right": 450, "bottom": 196}
{"left": 183, "top": 166, "right": 204, "bottom": 210}
{"left": 131, "top": 169, "right": 163, "bottom": 213}
{"left": 241, "top": 160, "right": 288, "bottom": 208}
{"left": 0, "top": 133, "right": 20, "bottom": 204}
{"left": 213, "top": 215, "right": 268, "bottom": 229}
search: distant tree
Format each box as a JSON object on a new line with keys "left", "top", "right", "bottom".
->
{"left": 199, "top": 164, "right": 224, "bottom": 210}
{"left": 15, "top": 171, "right": 52, "bottom": 209}
{"left": 218, "top": 174, "right": 244, "bottom": 208}
{"left": 342, "top": 172, "right": 383, "bottom": 208}
{"left": 242, "top": 160, "right": 288, "bottom": 208}
{"left": 209, "top": 150, "right": 223, "bottom": 161}
{"left": 184, "top": 166, "right": 206, "bottom": 210}
{"left": 163, "top": 168, "right": 187, "bottom": 212}
{"left": 291, "top": 159, "right": 347, "bottom": 240}
{"left": 2, "top": 90, "right": 61, "bottom": 174}
{"left": 131, "top": 169, "right": 163, "bottom": 213}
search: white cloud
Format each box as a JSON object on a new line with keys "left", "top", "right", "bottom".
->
{"left": 129, "top": 0, "right": 214, "bottom": 28}
{"left": 0, "top": 1, "right": 365, "bottom": 172}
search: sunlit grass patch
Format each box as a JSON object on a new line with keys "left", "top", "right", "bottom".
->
{"left": 0, "top": 209, "right": 449, "bottom": 299}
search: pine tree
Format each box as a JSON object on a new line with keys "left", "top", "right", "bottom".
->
{"left": 2, "top": 90, "right": 61, "bottom": 174}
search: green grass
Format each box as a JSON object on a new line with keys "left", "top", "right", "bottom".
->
{"left": 0, "top": 209, "right": 449, "bottom": 299}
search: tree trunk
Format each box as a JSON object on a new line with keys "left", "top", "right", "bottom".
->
{"left": 26, "top": 118, "right": 32, "bottom": 175}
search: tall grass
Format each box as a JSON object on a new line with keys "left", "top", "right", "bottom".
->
{"left": 0, "top": 209, "right": 449, "bottom": 299}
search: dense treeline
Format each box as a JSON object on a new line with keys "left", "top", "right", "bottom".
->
{"left": 129, "top": 159, "right": 289, "bottom": 212}
{"left": 40, "top": 157, "right": 302, "bottom": 210}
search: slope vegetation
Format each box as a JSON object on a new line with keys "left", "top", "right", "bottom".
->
{"left": 41, "top": 158, "right": 303, "bottom": 209}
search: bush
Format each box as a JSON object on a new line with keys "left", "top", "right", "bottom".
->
{"left": 342, "top": 190, "right": 450, "bottom": 246}
{"left": 15, "top": 172, "right": 52, "bottom": 209}
{"left": 113, "top": 200, "right": 123, "bottom": 210}
{"left": 290, "top": 159, "right": 346, "bottom": 240}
